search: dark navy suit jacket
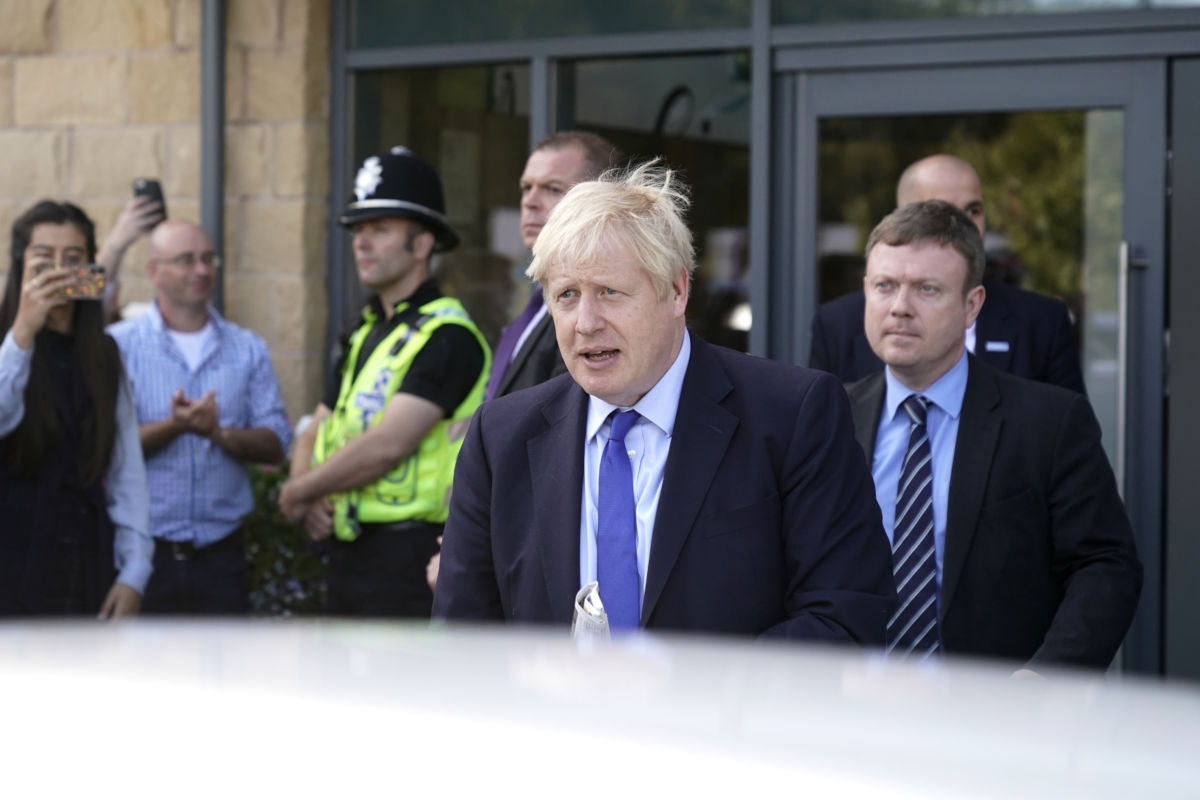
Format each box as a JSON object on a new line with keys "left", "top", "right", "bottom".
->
{"left": 810, "top": 282, "right": 1086, "bottom": 394}
{"left": 492, "top": 314, "right": 566, "bottom": 399}
{"left": 434, "top": 335, "right": 895, "bottom": 643}
{"left": 846, "top": 356, "right": 1141, "bottom": 668}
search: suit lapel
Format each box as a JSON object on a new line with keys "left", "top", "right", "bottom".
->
{"left": 641, "top": 338, "right": 737, "bottom": 624}
{"left": 940, "top": 357, "right": 1002, "bottom": 619}
{"left": 848, "top": 371, "right": 886, "bottom": 460}
{"left": 853, "top": 331, "right": 883, "bottom": 379}
{"left": 974, "top": 282, "right": 1015, "bottom": 373}
{"left": 498, "top": 314, "right": 552, "bottom": 397}
{"left": 527, "top": 379, "right": 588, "bottom": 623}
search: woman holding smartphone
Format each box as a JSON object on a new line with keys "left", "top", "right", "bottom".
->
{"left": 0, "top": 200, "right": 152, "bottom": 617}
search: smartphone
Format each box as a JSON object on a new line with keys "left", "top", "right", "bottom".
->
{"left": 132, "top": 177, "right": 167, "bottom": 230}
{"left": 33, "top": 262, "right": 106, "bottom": 300}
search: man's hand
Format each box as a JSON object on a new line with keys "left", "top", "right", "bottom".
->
{"left": 278, "top": 478, "right": 309, "bottom": 525}
{"left": 169, "top": 389, "right": 189, "bottom": 423}
{"left": 170, "top": 389, "right": 219, "bottom": 437}
{"left": 106, "top": 196, "right": 162, "bottom": 254}
{"left": 302, "top": 498, "right": 334, "bottom": 541}
{"left": 98, "top": 582, "right": 142, "bottom": 619}
{"left": 189, "top": 391, "right": 219, "bottom": 438}
{"left": 426, "top": 536, "right": 442, "bottom": 592}
{"left": 279, "top": 480, "right": 334, "bottom": 542}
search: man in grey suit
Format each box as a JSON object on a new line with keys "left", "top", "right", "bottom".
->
{"left": 846, "top": 199, "right": 1140, "bottom": 671}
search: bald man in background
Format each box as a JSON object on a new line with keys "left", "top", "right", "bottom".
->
{"left": 809, "top": 154, "right": 1085, "bottom": 394}
{"left": 110, "top": 220, "right": 290, "bottom": 614}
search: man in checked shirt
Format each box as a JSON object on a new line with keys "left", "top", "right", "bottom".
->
{"left": 109, "top": 219, "right": 291, "bottom": 614}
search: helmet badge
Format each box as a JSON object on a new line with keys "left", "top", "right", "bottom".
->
{"left": 354, "top": 156, "right": 384, "bottom": 201}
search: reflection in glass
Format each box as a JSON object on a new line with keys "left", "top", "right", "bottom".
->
{"left": 351, "top": 0, "right": 750, "bottom": 49}
{"left": 817, "top": 110, "right": 1123, "bottom": 459}
{"left": 818, "top": 113, "right": 1087, "bottom": 308}
{"left": 1081, "top": 110, "right": 1123, "bottom": 467}
{"left": 776, "top": 0, "right": 1199, "bottom": 25}
{"left": 561, "top": 53, "right": 753, "bottom": 350}
{"left": 350, "top": 65, "right": 531, "bottom": 349}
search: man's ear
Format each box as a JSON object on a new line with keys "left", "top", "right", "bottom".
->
{"left": 412, "top": 229, "right": 436, "bottom": 261}
{"left": 965, "top": 283, "right": 986, "bottom": 327}
{"left": 671, "top": 266, "right": 690, "bottom": 316}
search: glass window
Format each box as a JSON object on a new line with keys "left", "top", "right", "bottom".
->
{"left": 347, "top": 64, "right": 531, "bottom": 348}
{"left": 557, "top": 52, "right": 753, "bottom": 351}
{"left": 817, "top": 110, "right": 1123, "bottom": 463}
{"left": 350, "top": 0, "right": 750, "bottom": 49}
{"left": 776, "top": 0, "right": 1200, "bottom": 25}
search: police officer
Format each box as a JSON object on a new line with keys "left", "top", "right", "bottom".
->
{"left": 281, "top": 146, "right": 490, "bottom": 617}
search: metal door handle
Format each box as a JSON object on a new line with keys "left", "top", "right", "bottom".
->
{"left": 1116, "top": 241, "right": 1150, "bottom": 498}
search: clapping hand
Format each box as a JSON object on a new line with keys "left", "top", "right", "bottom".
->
{"left": 170, "top": 389, "right": 219, "bottom": 438}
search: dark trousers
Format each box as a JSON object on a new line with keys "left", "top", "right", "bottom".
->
{"left": 142, "top": 529, "right": 249, "bottom": 615}
{"left": 326, "top": 521, "right": 442, "bottom": 618}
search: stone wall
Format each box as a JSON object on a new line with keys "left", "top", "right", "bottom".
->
{"left": 0, "top": 0, "right": 331, "bottom": 423}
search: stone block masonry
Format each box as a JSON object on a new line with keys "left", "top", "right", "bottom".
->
{"left": 0, "top": 0, "right": 332, "bottom": 423}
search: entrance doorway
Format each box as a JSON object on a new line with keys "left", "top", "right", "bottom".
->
{"left": 777, "top": 57, "right": 1167, "bottom": 672}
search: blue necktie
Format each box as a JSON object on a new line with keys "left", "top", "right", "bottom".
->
{"left": 887, "top": 395, "right": 942, "bottom": 659}
{"left": 597, "top": 410, "right": 640, "bottom": 631}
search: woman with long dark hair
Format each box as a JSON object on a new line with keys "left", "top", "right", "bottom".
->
{"left": 0, "top": 200, "right": 152, "bottom": 617}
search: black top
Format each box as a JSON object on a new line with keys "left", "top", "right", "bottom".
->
{"left": 324, "top": 279, "right": 485, "bottom": 416}
{"left": 0, "top": 329, "right": 116, "bottom": 616}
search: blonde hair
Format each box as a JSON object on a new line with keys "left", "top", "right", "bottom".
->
{"left": 526, "top": 159, "right": 694, "bottom": 301}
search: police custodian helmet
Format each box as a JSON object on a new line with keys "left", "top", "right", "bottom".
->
{"left": 338, "top": 146, "right": 459, "bottom": 252}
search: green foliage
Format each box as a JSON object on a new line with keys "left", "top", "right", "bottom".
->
{"left": 819, "top": 110, "right": 1111, "bottom": 317}
{"left": 949, "top": 112, "right": 1088, "bottom": 305}
{"left": 243, "top": 464, "right": 327, "bottom": 617}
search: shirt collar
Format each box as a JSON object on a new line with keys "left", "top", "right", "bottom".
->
{"left": 883, "top": 348, "right": 969, "bottom": 421}
{"left": 586, "top": 330, "right": 692, "bottom": 442}
{"left": 147, "top": 301, "right": 223, "bottom": 334}
{"left": 365, "top": 278, "right": 441, "bottom": 320}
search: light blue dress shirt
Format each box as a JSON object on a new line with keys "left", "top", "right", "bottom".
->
{"left": 580, "top": 331, "right": 692, "bottom": 606}
{"left": 871, "top": 349, "right": 968, "bottom": 586}
{"left": 109, "top": 303, "right": 292, "bottom": 546}
{"left": 0, "top": 330, "right": 154, "bottom": 592}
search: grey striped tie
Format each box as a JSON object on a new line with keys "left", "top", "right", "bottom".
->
{"left": 887, "top": 395, "right": 941, "bottom": 659}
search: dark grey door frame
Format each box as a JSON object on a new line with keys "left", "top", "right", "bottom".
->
{"left": 775, "top": 54, "right": 1170, "bottom": 674}
{"left": 1166, "top": 57, "right": 1200, "bottom": 681}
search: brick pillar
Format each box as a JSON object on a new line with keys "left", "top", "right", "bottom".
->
{"left": 225, "top": 0, "right": 330, "bottom": 422}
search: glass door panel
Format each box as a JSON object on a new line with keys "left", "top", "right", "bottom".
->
{"left": 816, "top": 109, "right": 1122, "bottom": 465}
{"left": 558, "top": 52, "right": 753, "bottom": 350}
{"left": 350, "top": 64, "right": 531, "bottom": 349}
{"left": 787, "top": 58, "right": 1165, "bottom": 672}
